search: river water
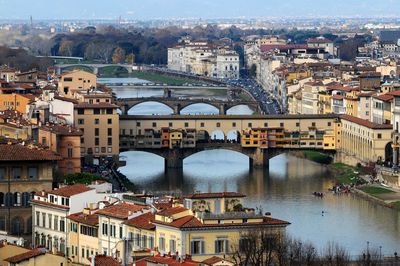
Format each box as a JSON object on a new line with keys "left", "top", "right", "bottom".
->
{"left": 105, "top": 78, "right": 400, "bottom": 257}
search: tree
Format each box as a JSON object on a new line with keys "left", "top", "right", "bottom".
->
{"left": 125, "top": 53, "right": 135, "bottom": 64}
{"left": 249, "top": 64, "right": 257, "bottom": 78}
{"left": 58, "top": 40, "right": 74, "bottom": 56}
{"left": 64, "top": 172, "right": 104, "bottom": 185}
{"left": 112, "top": 47, "right": 126, "bottom": 64}
{"left": 321, "top": 241, "right": 351, "bottom": 266}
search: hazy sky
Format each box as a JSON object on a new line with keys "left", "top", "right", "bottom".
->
{"left": 0, "top": 0, "right": 399, "bottom": 20}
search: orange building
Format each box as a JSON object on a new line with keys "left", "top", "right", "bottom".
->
{"left": 38, "top": 124, "right": 82, "bottom": 174}
{"left": 0, "top": 93, "right": 36, "bottom": 113}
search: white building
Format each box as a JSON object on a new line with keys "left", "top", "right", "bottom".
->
{"left": 216, "top": 53, "right": 240, "bottom": 79}
{"left": 31, "top": 184, "right": 107, "bottom": 254}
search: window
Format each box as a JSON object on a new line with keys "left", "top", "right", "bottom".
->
{"left": 95, "top": 119, "right": 100, "bottom": 124}
{"left": 296, "top": 122, "right": 300, "bottom": 127}
{"left": 377, "top": 133, "right": 382, "bottom": 139}
{"left": 42, "top": 213, "right": 46, "bottom": 228}
{"left": 149, "top": 236, "right": 154, "bottom": 249}
{"left": 48, "top": 214, "right": 52, "bottom": 229}
{"left": 81, "top": 138, "right": 85, "bottom": 144}
{"left": 184, "top": 122, "right": 189, "bottom": 127}
{"left": 264, "top": 123, "right": 268, "bottom": 127}
{"left": 280, "top": 122, "right": 284, "bottom": 127}
{"left": 239, "top": 238, "right": 251, "bottom": 253}
{"left": 67, "top": 144, "right": 73, "bottom": 158}
{"left": 170, "top": 239, "right": 176, "bottom": 253}
{"left": 60, "top": 219, "right": 65, "bottom": 232}
{"left": 64, "top": 77, "right": 72, "bottom": 82}
{"left": 200, "top": 122, "right": 205, "bottom": 127}
{"left": 77, "top": 108, "right": 84, "bottom": 115}
{"left": 107, "top": 128, "right": 112, "bottom": 136}
{"left": 12, "top": 167, "right": 21, "bottom": 179}
{"left": 216, "top": 122, "right": 221, "bottom": 127}
{"left": 95, "top": 128, "right": 99, "bottom": 136}
{"left": 94, "top": 109, "right": 101, "bottom": 115}
{"left": 142, "top": 235, "right": 147, "bottom": 248}
{"left": 248, "top": 123, "right": 252, "bottom": 127}
{"left": 108, "top": 138, "right": 112, "bottom": 146}
{"left": 328, "top": 122, "right": 332, "bottom": 126}
{"left": 312, "top": 122, "right": 316, "bottom": 127}
{"left": 159, "top": 236, "right": 165, "bottom": 251}
{"left": 102, "top": 223, "right": 108, "bottom": 236}
{"left": 36, "top": 211, "right": 40, "bottom": 226}
{"left": 107, "top": 119, "right": 112, "bottom": 124}
{"left": 95, "top": 138, "right": 99, "bottom": 146}
{"left": 232, "top": 122, "right": 236, "bottom": 127}
{"left": 190, "top": 240, "right": 204, "bottom": 254}
{"left": 78, "top": 119, "right": 84, "bottom": 125}
{"left": 106, "top": 109, "right": 113, "bottom": 114}
{"left": 152, "top": 122, "right": 157, "bottom": 127}
{"left": 136, "top": 122, "right": 141, "bottom": 127}
{"left": 0, "top": 168, "right": 5, "bottom": 180}
{"left": 215, "top": 239, "right": 229, "bottom": 253}
{"left": 119, "top": 226, "right": 123, "bottom": 239}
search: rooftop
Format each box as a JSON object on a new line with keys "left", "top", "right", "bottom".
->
{"left": 158, "top": 206, "right": 188, "bottom": 217}
{"left": 340, "top": 114, "right": 393, "bottom": 130}
{"left": 40, "top": 124, "right": 82, "bottom": 136}
{"left": 0, "top": 144, "right": 62, "bottom": 161}
{"left": 135, "top": 255, "right": 199, "bottom": 266}
{"left": 5, "top": 248, "right": 47, "bottom": 263}
{"left": 123, "top": 212, "right": 155, "bottom": 230}
{"left": 89, "top": 255, "right": 120, "bottom": 266}
{"left": 96, "top": 202, "right": 149, "bottom": 219}
{"left": 67, "top": 212, "right": 99, "bottom": 226}
{"left": 75, "top": 102, "right": 119, "bottom": 109}
{"left": 49, "top": 184, "right": 94, "bottom": 197}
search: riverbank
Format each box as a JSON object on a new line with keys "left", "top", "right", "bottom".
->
{"left": 352, "top": 185, "right": 400, "bottom": 210}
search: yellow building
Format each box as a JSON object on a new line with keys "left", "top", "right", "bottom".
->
{"left": 74, "top": 102, "right": 120, "bottom": 161}
{"left": 58, "top": 70, "right": 97, "bottom": 98}
{"left": 183, "top": 192, "right": 246, "bottom": 214}
{"left": 67, "top": 209, "right": 99, "bottom": 265}
{"left": 340, "top": 114, "right": 392, "bottom": 163}
{"left": 345, "top": 96, "right": 359, "bottom": 117}
{"left": 169, "top": 129, "right": 183, "bottom": 148}
{"left": 241, "top": 128, "right": 268, "bottom": 148}
{"left": 153, "top": 206, "right": 289, "bottom": 261}
{"left": 0, "top": 94, "right": 35, "bottom": 113}
{"left": 0, "top": 242, "right": 69, "bottom": 266}
{"left": 318, "top": 92, "right": 332, "bottom": 114}
{"left": 123, "top": 212, "right": 156, "bottom": 254}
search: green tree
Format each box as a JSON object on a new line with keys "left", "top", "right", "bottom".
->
{"left": 125, "top": 53, "right": 135, "bottom": 64}
{"left": 64, "top": 172, "right": 104, "bottom": 185}
{"left": 58, "top": 40, "right": 74, "bottom": 56}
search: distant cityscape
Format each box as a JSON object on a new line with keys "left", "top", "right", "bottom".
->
{"left": 1, "top": 5, "right": 400, "bottom": 266}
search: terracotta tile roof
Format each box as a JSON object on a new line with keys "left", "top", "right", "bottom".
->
{"left": 0, "top": 144, "right": 63, "bottom": 161}
{"left": 123, "top": 212, "right": 155, "bottom": 230}
{"left": 358, "top": 91, "right": 376, "bottom": 97}
{"left": 185, "top": 192, "right": 246, "bottom": 199}
{"left": 260, "top": 44, "right": 308, "bottom": 53}
{"left": 75, "top": 102, "right": 119, "bottom": 109}
{"left": 340, "top": 114, "right": 393, "bottom": 129}
{"left": 40, "top": 124, "right": 82, "bottom": 136}
{"left": 54, "top": 95, "right": 79, "bottom": 104}
{"left": 49, "top": 184, "right": 93, "bottom": 197}
{"left": 96, "top": 203, "right": 149, "bottom": 219}
{"left": 67, "top": 212, "right": 99, "bottom": 226}
{"left": 305, "top": 81, "right": 324, "bottom": 86}
{"left": 387, "top": 90, "right": 400, "bottom": 96}
{"left": 89, "top": 255, "right": 120, "bottom": 266}
{"left": 5, "top": 248, "right": 46, "bottom": 263}
{"left": 307, "top": 38, "right": 332, "bottom": 44}
{"left": 135, "top": 255, "right": 199, "bottom": 266}
{"left": 373, "top": 94, "right": 393, "bottom": 102}
{"left": 153, "top": 201, "right": 173, "bottom": 211}
{"left": 202, "top": 256, "right": 227, "bottom": 265}
{"left": 154, "top": 215, "right": 290, "bottom": 229}
{"left": 332, "top": 95, "right": 344, "bottom": 100}
{"left": 30, "top": 199, "right": 69, "bottom": 209}
{"left": 158, "top": 206, "right": 188, "bottom": 217}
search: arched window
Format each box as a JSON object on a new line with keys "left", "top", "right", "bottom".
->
{"left": 0, "top": 192, "right": 4, "bottom": 206}
{"left": 67, "top": 143, "right": 73, "bottom": 158}
{"left": 14, "top": 192, "right": 21, "bottom": 206}
{"left": 5, "top": 192, "right": 13, "bottom": 207}
{"left": 11, "top": 216, "right": 23, "bottom": 235}
{"left": 22, "top": 192, "right": 30, "bottom": 207}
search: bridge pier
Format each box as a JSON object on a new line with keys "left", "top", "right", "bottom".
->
{"left": 249, "top": 148, "right": 269, "bottom": 169}
{"left": 219, "top": 104, "right": 226, "bottom": 115}
{"left": 173, "top": 105, "right": 181, "bottom": 115}
{"left": 164, "top": 149, "right": 184, "bottom": 170}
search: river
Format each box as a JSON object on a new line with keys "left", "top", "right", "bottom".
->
{"left": 103, "top": 78, "right": 400, "bottom": 257}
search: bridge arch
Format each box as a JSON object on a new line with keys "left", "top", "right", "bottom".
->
{"left": 227, "top": 130, "right": 241, "bottom": 143}
{"left": 210, "top": 130, "right": 225, "bottom": 141}
{"left": 180, "top": 102, "right": 220, "bottom": 115}
{"left": 226, "top": 104, "right": 255, "bottom": 115}
{"left": 126, "top": 101, "right": 174, "bottom": 115}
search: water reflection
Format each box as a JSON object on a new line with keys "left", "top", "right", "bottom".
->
{"left": 119, "top": 150, "right": 400, "bottom": 255}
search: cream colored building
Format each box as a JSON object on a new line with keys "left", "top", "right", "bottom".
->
{"left": 58, "top": 70, "right": 97, "bottom": 98}
{"left": 340, "top": 114, "right": 392, "bottom": 163}
{"left": 74, "top": 102, "right": 119, "bottom": 161}
{"left": 31, "top": 184, "right": 105, "bottom": 255}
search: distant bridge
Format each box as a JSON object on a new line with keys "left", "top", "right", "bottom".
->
{"left": 115, "top": 97, "right": 261, "bottom": 115}
{"left": 54, "top": 63, "right": 133, "bottom": 75}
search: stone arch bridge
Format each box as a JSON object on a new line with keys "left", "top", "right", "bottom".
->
{"left": 55, "top": 63, "right": 133, "bottom": 75}
{"left": 115, "top": 97, "right": 261, "bottom": 115}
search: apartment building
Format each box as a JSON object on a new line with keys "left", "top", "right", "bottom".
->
{"left": 58, "top": 70, "right": 97, "bottom": 98}
{"left": 31, "top": 184, "right": 105, "bottom": 254}
{"left": 74, "top": 102, "right": 119, "bottom": 161}
{"left": 0, "top": 94, "right": 35, "bottom": 113}
{"left": 0, "top": 143, "right": 62, "bottom": 239}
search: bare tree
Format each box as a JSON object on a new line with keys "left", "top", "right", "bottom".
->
{"left": 320, "top": 241, "right": 351, "bottom": 266}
